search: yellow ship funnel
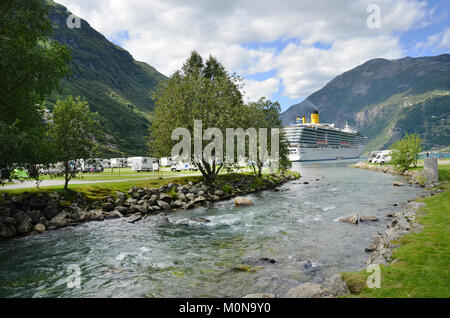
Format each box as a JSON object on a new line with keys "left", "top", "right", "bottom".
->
{"left": 311, "top": 110, "right": 319, "bottom": 124}
{"left": 302, "top": 116, "right": 306, "bottom": 124}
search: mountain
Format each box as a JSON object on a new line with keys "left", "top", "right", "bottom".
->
{"left": 45, "top": 1, "right": 166, "bottom": 156}
{"left": 281, "top": 54, "right": 450, "bottom": 152}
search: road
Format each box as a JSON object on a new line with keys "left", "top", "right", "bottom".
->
{"left": 0, "top": 173, "right": 201, "bottom": 190}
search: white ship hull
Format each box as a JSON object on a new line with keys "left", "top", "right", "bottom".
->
{"left": 288, "top": 144, "right": 366, "bottom": 162}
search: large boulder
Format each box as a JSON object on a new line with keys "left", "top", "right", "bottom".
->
{"left": 34, "top": 223, "right": 46, "bottom": 233}
{"left": 338, "top": 213, "right": 360, "bottom": 224}
{"left": 326, "top": 274, "right": 350, "bottom": 297}
{"left": 42, "top": 204, "right": 60, "bottom": 220}
{"left": 14, "top": 211, "right": 33, "bottom": 234}
{"left": 159, "top": 193, "right": 173, "bottom": 203}
{"left": 116, "top": 191, "right": 127, "bottom": 203}
{"left": 49, "top": 211, "right": 69, "bottom": 227}
{"left": 102, "top": 202, "right": 115, "bottom": 212}
{"left": 157, "top": 200, "right": 171, "bottom": 210}
{"left": 234, "top": 197, "right": 253, "bottom": 206}
{"left": 359, "top": 215, "right": 379, "bottom": 222}
{"left": 193, "top": 196, "right": 206, "bottom": 204}
{"left": 0, "top": 223, "right": 17, "bottom": 239}
{"left": 284, "top": 282, "right": 327, "bottom": 298}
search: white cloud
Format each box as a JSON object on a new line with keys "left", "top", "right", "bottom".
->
{"left": 415, "top": 27, "right": 450, "bottom": 51}
{"left": 55, "top": 0, "right": 431, "bottom": 101}
{"left": 276, "top": 36, "right": 404, "bottom": 98}
{"left": 242, "top": 78, "right": 280, "bottom": 102}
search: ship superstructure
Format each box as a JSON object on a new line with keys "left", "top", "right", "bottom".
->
{"left": 283, "top": 111, "right": 367, "bottom": 161}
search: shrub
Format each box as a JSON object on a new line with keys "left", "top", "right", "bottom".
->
{"left": 222, "top": 184, "right": 234, "bottom": 194}
{"left": 390, "top": 133, "right": 422, "bottom": 172}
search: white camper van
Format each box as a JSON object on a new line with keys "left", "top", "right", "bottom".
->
{"left": 160, "top": 157, "right": 175, "bottom": 167}
{"left": 110, "top": 158, "right": 127, "bottom": 168}
{"left": 129, "top": 157, "right": 158, "bottom": 172}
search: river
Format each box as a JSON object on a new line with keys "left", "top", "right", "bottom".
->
{"left": 0, "top": 159, "right": 422, "bottom": 297}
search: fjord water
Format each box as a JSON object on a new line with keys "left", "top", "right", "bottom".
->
{"left": 0, "top": 159, "right": 421, "bottom": 298}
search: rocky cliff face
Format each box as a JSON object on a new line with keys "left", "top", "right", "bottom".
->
{"left": 281, "top": 54, "right": 450, "bottom": 152}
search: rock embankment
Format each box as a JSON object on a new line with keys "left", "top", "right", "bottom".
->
{"left": 364, "top": 187, "right": 444, "bottom": 265}
{"left": 0, "top": 172, "right": 299, "bottom": 240}
{"left": 352, "top": 161, "right": 439, "bottom": 188}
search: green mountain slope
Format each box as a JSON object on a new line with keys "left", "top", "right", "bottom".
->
{"left": 281, "top": 54, "right": 450, "bottom": 152}
{"left": 45, "top": 1, "right": 166, "bottom": 156}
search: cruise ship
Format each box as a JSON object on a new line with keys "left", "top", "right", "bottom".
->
{"left": 283, "top": 111, "right": 367, "bottom": 161}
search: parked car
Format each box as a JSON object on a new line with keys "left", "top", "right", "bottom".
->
{"left": 170, "top": 162, "right": 198, "bottom": 172}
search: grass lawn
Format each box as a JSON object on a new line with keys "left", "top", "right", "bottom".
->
{"left": 341, "top": 166, "right": 450, "bottom": 298}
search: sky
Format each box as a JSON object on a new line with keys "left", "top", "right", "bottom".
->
{"left": 56, "top": 0, "right": 449, "bottom": 111}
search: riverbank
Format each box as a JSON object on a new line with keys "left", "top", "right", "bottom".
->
{"left": 337, "top": 161, "right": 450, "bottom": 297}
{"left": 0, "top": 171, "right": 300, "bottom": 240}
{"left": 341, "top": 183, "right": 449, "bottom": 297}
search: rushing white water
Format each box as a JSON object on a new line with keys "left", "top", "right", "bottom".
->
{"left": 0, "top": 159, "right": 421, "bottom": 297}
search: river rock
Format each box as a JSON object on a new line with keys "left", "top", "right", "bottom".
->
{"left": 284, "top": 282, "right": 326, "bottom": 298}
{"left": 393, "top": 182, "right": 404, "bottom": 186}
{"left": 186, "top": 193, "right": 195, "bottom": 201}
{"left": 157, "top": 200, "right": 171, "bottom": 210}
{"left": 184, "top": 202, "right": 195, "bottom": 210}
{"left": 326, "top": 274, "right": 350, "bottom": 297}
{"left": 131, "top": 205, "right": 147, "bottom": 214}
{"left": 234, "top": 197, "right": 253, "bottom": 206}
{"left": 173, "top": 200, "right": 186, "bottom": 209}
{"left": 84, "top": 210, "right": 104, "bottom": 222}
{"left": 50, "top": 211, "right": 69, "bottom": 227}
{"left": 177, "top": 192, "right": 186, "bottom": 201}
{"left": 34, "top": 223, "right": 46, "bottom": 233}
{"left": 102, "top": 202, "right": 115, "bottom": 212}
{"left": 406, "top": 201, "right": 426, "bottom": 211}
{"left": 42, "top": 204, "right": 60, "bottom": 220}
{"left": 338, "top": 213, "right": 360, "bottom": 224}
{"left": 105, "top": 211, "right": 123, "bottom": 220}
{"left": 359, "top": 215, "right": 379, "bottom": 222}
{"left": 125, "top": 198, "right": 137, "bottom": 206}
{"left": 115, "top": 206, "right": 132, "bottom": 215}
{"left": 126, "top": 213, "right": 142, "bottom": 223}
{"left": 193, "top": 196, "right": 206, "bottom": 204}
{"left": 159, "top": 193, "right": 173, "bottom": 203}
{"left": 214, "top": 189, "right": 225, "bottom": 197}
{"left": 193, "top": 217, "right": 210, "bottom": 223}
{"left": 0, "top": 223, "right": 17, "bottom": 239}
{"left": 116, "top": 191, "right": 127, "bottom": 203}
{"left": 155, "top": 214, "right": 171, "bottom": 226}
{"left": 243, "top": 293, "right": 276, "bottom": 298}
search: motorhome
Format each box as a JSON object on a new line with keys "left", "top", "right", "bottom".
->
{"left": 110, "top": 158, "right": 127, "bottom": 168}
{"left": 160, "top": 157, "right": 175, "bottom": 167}
{"left": 372, "top": 150, "right": 392, "bottom": 165}
{"left": 129, "top": 157, "right": 158, "bottom": 172}
{"left": 368, "top": 151, "right": 383, "bottom": 163}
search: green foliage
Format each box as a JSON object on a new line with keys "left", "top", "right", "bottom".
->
{"left": 0, "top": 0, "right": 70, "bottom": 181}
{"left": 221, "top": 184, "right": 234, "bottom": 194}
{"left": 245, "top": 97, "right": 291, "bottom": 176}
{"left": 49, "top": 96, "right": 99, "bottom": 189}
{"left": 390, "top": 133, "right": 423, "bottom": 171}
{"left": 167, "top": 187, "right": 178, "bottom": 199}
{"left": 44, "top": 1, "right": 166, "bottom": 156}
{"left": 149, "top": 51, "right": 245, "bottom": 184}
